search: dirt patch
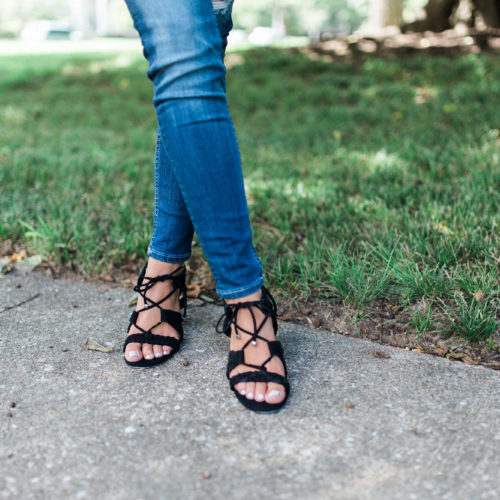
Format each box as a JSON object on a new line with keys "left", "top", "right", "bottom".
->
{"left": 277, "top": 295, "right": 500, "bottom": 371}
{"left": 299, "top": 27, "right": 500, "bottom": 62}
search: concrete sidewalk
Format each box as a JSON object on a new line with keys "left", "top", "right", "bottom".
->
{"left": 1, "top": 271, "right": 499, "bottom": 499}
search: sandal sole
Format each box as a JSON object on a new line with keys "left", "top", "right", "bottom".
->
{"left": 124, "top": 349, "right": 178, "bottom": 368}
{"left": 233, "top": 389, "right": 289, "bottom": 413}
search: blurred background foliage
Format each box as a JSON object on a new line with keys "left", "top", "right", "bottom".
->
{"left": 0, "top": 0, "right": 494, "bottom": 39}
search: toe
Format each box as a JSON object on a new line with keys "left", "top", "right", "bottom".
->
{"left": 255, "top": 382, "right": 266, "bottom": 402}
{"left": 245, "top": 382, "right": 256, "bottom": 400}
{"left": 265, "top": 383, "right": 286, "bottom": 405}
{"left": 234, "top": 382, "right": 246, "bottom": 396}
{"left": 153, "top": 345, "right": 164, "bottom": 358}
{"left": 125, "top": 342, "right": 142, "bottom": 362}
{"left": 142, "top": 343, "right": 155, "bottom": 361}
{"left": 162, "top": 345, "right": 172, "bottom": 356}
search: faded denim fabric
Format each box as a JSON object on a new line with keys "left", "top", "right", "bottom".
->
{"left": 124, "top": 0, "right": 264, "bottom": 299}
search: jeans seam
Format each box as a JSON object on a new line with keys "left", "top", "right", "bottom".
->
{"left": 149, "top": 132, "right": 161, "bottom": 251}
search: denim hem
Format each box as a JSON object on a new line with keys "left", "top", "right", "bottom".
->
{"left": 147, "top": 247, "right": 190, "bottom": 264}
{"left": 216, "top": 275, "right": 264, "bottom": 299}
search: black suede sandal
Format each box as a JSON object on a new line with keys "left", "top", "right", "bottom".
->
{"left": 123, "top": 263, "right": 187, "bottom": 368}
{"left": 216, "top": 286, "right": 290, "bottom": 413}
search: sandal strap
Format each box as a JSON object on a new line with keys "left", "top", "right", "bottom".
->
{"left": 134, "top": 264, "right": 187, "bottom": 318}
{"left": 123, "top": 333, "right": 181, "bottom": 351}
{"left": 229, "top": 371, "right": 290, "bottom": 393}
{"left": 160, "top": 309, "right": 183, "bottom": 333}
{"left": 217, "top": 287, "right": 288, "bottom": 395}
{"left": 215, "top": 285, "right": 278, "bottom": 338}
{"left": 123, "top": 264, "right": 187, "bottom": 353}
{"left": 226, "top": 340, "right": 286, "bottom": 376}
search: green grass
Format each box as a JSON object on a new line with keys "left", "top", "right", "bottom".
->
{"left": 1, "top": 48, "right": 499, "bottom": 346}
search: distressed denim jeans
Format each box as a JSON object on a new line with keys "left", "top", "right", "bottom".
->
{"left": 123, "top": 0, "right": 264, "bottom": 299}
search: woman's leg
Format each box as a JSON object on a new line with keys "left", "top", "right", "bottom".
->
{"left": 126, "top": 1, "right": 226, "bottom": 363}
{"left": 123, "top": 0, "right": 285, "bottom": 403}
{"left": 148, "top": 131, "right": 194, "bottom": 264}
{"left": 125, "top": 0, "right": 263, "bottom": 298}
{"left": 124, "top": 133, "right": 192, "bottom": 362}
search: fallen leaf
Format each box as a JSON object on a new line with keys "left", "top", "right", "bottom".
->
{"left": 278, "top": 311, "right": 294, "bottom": 321}
{"left": 414, "top": 346, "right": 425, "bottom": 353}
{"left": 482, "top": 360, "right": 500, "bottom": 369}
{"left": 447, "top": 352, "right": 465, "bottom": 360}
{"left": 18, "top": 255, "right": 42, "bottom": 267}
{"left": 198, "top": 294, "right": 215, "bottom": 303}
{"left": 128, "top": 293, "right": 138, "bottom": 307}
{"left": 301, "top": 307, "right": 312, "bottom": 315}
{"left": 373, "top": 350, "right": 391, "bottom": 359}
{"left": 8, "top": 253, "right": 23, "bottom": 263}
{"left": 463, "top": 355, "right": 479, "bottom": 365}
{"left": 96, "top": 274, "right": 114, "bottom": 282}
{"left": 474, "top": 290, "right": 485, "bottom": 302}
{"left": 435, "top": 347, "right": 445, "bottom": 356}
{"left": 187, "top": 283, "right": 201, "bottom": 298}
{"left": 81, "top": 338, "right": 113, "bottom": 353}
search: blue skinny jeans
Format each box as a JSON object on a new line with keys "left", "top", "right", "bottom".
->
{"left": 123, "top": 0, "right": 264, "bottom": 299}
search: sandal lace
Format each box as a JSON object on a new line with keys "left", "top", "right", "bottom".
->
{"left": 128, "top": 265, "right": 187, "bottom": 337}
{"left": 134, "top": 265, "right": 187, "bottom": 316}
{"left": 216, "top": 287, "right": 278, "bottom": 371}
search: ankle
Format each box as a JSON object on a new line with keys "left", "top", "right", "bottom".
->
{"left": 146, "top": 258, "right": 185, "bottom": 277}
{"left": 225, "top": 288, "right": 262, "bottom": 305}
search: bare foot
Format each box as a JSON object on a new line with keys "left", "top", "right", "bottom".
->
{"left": 124, "top": 258, "right": 184, "bottom": 363}
{"left": 226, "top": 289, "right": 286, "bottom": 405}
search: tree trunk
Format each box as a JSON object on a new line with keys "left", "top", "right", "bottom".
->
{"left": 69, "top": 0, "right": 92, "bottom": 35}
{"left": 403, "top": 0, "right": 500, "bottom": 32}
{"left": 365, "top": 0, "right": 403, "bottom": 33}
{"left": 475, "top": 0, "right": 500, "bottom": 27}
{"left": 95, "top": 0, "right": 109, "bottom": 36}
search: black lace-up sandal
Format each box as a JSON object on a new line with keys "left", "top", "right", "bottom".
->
{"left": 123, "top": 263, "right": 187, "bottom": 368}
{"left": 216, "top": 286, "right": 290, "bottom": 413}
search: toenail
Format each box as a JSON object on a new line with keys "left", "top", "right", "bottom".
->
{"left": 145, "top": 354, "right": 154, "bottom": 360}
{"left": 240, "top": 390, "right": 246, "bottom": 395}
{"left": 247, "top": 392, "right": 254, "bottom": 399}
{"left": 269, "top": 390, "right": 282, "bottom": 398}
{"left": 155, "top": 352, "right": 163, "bottom": 358}
{"left": 256, "top": 394, "right": 265, "bottom": 401}
{"left": 128, "top": 351, "right": 139, "bottom": 360}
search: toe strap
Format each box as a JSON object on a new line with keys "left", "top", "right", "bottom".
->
{"left": 226, "top": 341, "right": 287, "bottom": 377}
{"left": 123, "top": 333, "right": 181, "bottom": 352}
{"left": 229, "top": 371, "right": 290, "bottom": 393}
